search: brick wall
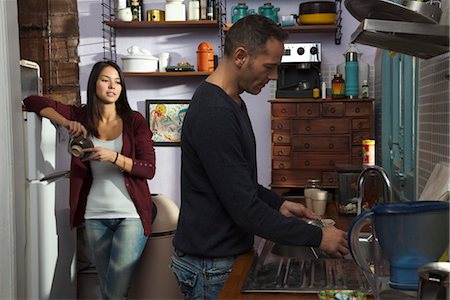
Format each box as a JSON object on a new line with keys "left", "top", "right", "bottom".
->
{"left": 417, "top": 53, "right": 450, "bottom": 194}
{"left": 18, "top": 0, "right": 80, "bottom": 105}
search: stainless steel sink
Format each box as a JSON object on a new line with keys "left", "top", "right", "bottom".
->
{"left": 242, "top": 237, "right": 373, "bottom": 294}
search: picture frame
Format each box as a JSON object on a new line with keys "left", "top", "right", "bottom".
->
{"left": 145, "top": 99, "right": 190, "bottom": 146}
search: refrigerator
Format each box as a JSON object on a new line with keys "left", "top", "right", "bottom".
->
{"left": 20, "top": 59, "right": 76, "bottom": 299}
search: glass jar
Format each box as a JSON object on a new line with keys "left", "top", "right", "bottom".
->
{"left": 304, "top": 179, "right": 322, "bottom": 209}
{"left": 331, "top": 73, "right": 345, "bottom": 99}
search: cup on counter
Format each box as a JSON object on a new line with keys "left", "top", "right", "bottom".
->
{"left": 312, "top": 190, "right": 327, "bottom": 216}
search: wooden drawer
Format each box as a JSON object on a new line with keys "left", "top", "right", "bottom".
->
{"left": 292, "top": 136, "right": 350, "bottom": 152}
{"left": 272, "top": 159, "right": 291, "bottom": 170}
{"left": 292, "top": 153, "right": 350, "bottom": 169}
{"left": 293, "top": 119, "right": 349, "bottom": 135}
{"left": 352, "top": 118, "right": 371, "bottom": 130}
{"left": 272, "top": 170, "right": 321, "bottom": 187}
{"left": 322, "top": 171, "right": 339, "bottom": 187}
{"left": 352, "top": 146, "right": 364, "bottom": 163}
{"left": 272, "top": 146, "right": 291, "bottom": 157}
{"left": 346, "top": 102, "right": 372, "bottom": 116}
{"left": 352, "top": 130, "right": 371, "bottom": 145}
{"left": 272, "top": 119, "right": 291, "bottom": 130}
{"left": 272, "top": 131, "right": 291, "bottom": 144}
{"left": 298, "top": 103, "right": 320, "bottom": 117}
{"left": 322, "top": 102, "right": 345, "bottom": 117}
{"left": 272, "top": 103, "right": 297, "bottom": 117}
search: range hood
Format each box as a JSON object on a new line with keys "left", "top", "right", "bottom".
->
{"left": 345, "top": 0, "right": 449, "bottom": 59}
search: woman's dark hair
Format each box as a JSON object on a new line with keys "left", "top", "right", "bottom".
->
{"left": 224, "top": 15, "right": 289, "bottom": 58}
{"left": 85, "top": 60, "right": 133, "bottom": 136}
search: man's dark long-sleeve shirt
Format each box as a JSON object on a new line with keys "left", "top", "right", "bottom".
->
{"left": 173, "top": 82, "right": 322, "bottom": 257}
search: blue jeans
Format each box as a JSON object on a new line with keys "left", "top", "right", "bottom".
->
{"left": 170, "top": 248, "right": 237, "bottom": 300}
{"left": 84, "top": 218, "right": 148, "bottom": 299}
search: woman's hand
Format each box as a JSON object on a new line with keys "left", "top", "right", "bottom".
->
{"left": 82, "top": 147, "right": 117, "bottom": 163}
{"left": 279, "top": 200, "right": 320, "bottom": 221}
{"left": 64, "top": 120, "right": 88, "bottom": 137}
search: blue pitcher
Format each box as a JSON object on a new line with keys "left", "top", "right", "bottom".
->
{"left": 258, "top": 2, "right": 280, "bottom": 23}
{"left": 231, "top": 3, "right": 255, "bottom": 23}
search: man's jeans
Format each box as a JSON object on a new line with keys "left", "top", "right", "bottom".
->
{"left": 85, "top": 218, "right": 148, "bottom": 299}
{"left": 170, "top": 249, "right": 237, "bottom": 300}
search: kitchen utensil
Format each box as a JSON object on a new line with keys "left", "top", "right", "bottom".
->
{"left": 417, "top": 262, "right": 450, "bottom": 300}
{"left": 401, "top": 0, "right": 442, "bottom": 23}
{"left": 349, "top": 201, "right": 450, "bottom": 290}
{"left": 258, "top": 2, "right": 280, "bottom": 23}
{"left": 231, "top": 3, "right": 255, "bottom": 23}
{"left": 298, "top": 1, "right": 336, "bottom": 25}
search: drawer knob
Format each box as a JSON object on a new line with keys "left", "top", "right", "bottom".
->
{"left": 305, "top": 160, "right": 310, "bottom": 166}
{"left": 277, "top": 150, "right": 283, "bottom": 155}
{"left": 328, "top": 143, "right": 334, "bottom": 149}
{"left": 328, "top": 178, "right": 334, "bottom": 183}
{"left": 277, "top": 136, "right": 283, "bottom": 142}
{"left": 329, "top": 126, "right": 335, "bottom": 132}
{"left": 307, "top": 109, "right": 312, "bottom": 115}
{"left": 279, "top": 163, "right": 285, "bottom": 169}
{"left": 277, "top": 123, "right": 284, "bottom": 129}
{"left": 281, "top": 108, "right": 287, "bottom": 113}
{"left": 304, "top": 143, "right": 310, "bottom": 149}
{"left": 305, "top": 126, "right": 311, "bottom": 132}
{"left": 355, "top": 107, "right": 361, "bottom": 113}
{"left": 330, "top": 107, "right": 336, "bottom": 113}
{"left": 281, "top": 176, "right": 287, "bottom": 182}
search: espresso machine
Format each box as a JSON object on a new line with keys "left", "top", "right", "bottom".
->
{"left": 276, "top": 43, "right": 321, "bottom": 98}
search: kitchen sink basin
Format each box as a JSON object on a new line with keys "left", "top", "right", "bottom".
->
{"left": 242, "top": 236, "right": 374, "bottom": 294}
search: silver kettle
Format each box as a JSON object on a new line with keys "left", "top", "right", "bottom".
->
{"left": 417, "top": 262, "right": 449, "bottom": 300}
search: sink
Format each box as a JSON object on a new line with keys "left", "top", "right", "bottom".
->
{"left": 242, "top": 237, "right": 373, "bottom": 294}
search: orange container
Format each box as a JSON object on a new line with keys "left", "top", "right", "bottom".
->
{"left": 197, "top": 42, "right": 214, "bottom": 72}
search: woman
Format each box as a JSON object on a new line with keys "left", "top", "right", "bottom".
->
{"left": 24, "top": 61, "right": 156, "bottom": 299}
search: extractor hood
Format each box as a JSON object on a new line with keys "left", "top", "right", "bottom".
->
{"left": 345, "top": 0, "right": 449, "bottom": 59}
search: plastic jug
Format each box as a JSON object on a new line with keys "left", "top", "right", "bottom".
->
{"left": 348, "top": 201, "right": 449, "bottom": 291}
{"left": 231, "top": 3, "right": 255, "bottom": 23}
{"left": 258, "top": 2, "right": 280, "bottom": 23}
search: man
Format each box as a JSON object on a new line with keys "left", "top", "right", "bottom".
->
{"left": 171, "top": 15, "right": 349, "bottom": 299}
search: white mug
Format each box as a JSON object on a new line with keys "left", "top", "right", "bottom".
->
{"left": 158, "top": 52, "right": 170, "bottom": 72}
{"left": 117, "top": 7, "right": 133, "bottom": 21}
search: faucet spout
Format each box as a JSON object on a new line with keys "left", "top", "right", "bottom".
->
{"left": 357, "top": 165, "right": 393, "bottom": 205}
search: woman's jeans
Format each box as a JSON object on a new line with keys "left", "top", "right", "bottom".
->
{"left": 84, "top": 218, "right": 148, "bottom": 299}
{"left": 170, "top": 248, "right": 237, "bottom": 300}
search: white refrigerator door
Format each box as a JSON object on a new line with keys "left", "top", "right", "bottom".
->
{"left": 25, "top": 112, "right": 76, "bottom": 299}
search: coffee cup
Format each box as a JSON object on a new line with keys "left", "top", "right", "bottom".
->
{"left": 69, "top": 136, "right": 94, "bottom": 158}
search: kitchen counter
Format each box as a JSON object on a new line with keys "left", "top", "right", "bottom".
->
{"left": 218, "top": 201, "right": 357, "bottom": 299}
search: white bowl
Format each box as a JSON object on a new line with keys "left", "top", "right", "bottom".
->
{"left": 121, "top": 55, "right": 159, "bottom": 72}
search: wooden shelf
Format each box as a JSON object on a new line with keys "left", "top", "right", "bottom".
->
{"left": 123, "top": 71, "right": 211, "bottom": 77}
{"left": 105, "top": 20, "right": 219, "bottom": 29}
{"left": 223, "top": 24, "right": 337, "bottom": 33}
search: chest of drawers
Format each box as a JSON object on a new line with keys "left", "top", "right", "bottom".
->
{"left": 270, "top": 99, "right": 374, "bottom": 189}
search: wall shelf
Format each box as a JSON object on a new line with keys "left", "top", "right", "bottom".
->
{"left": 223, "top": 24, "right": 337, "bottom": 33}
{"left": 123, "top": 71, "right": 212, "bottom": 77}
{"left": 105, "top": 20, "right": 219, "bottom": 29}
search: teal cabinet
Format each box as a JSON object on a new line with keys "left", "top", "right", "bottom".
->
{"left": 381, "top": 51, "right": 418, "bottom": 201}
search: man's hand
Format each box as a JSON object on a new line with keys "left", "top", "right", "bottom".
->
{"left": 279, "top": 200, "right": 320, "bottom": 221}
{"left": 319, "top": 226, "right": 349, "bottom": 258}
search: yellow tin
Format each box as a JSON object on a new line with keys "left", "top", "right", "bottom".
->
{"left": 147, "top": 9, "right": 165, "bottom": 21}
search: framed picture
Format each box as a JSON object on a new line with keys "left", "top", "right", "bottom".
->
{"left": 145, "top": 99, "right": 190, "bottom": 146}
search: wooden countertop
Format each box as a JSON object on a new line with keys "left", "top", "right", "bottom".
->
{"left": 218, "top": 202, "right": 356, "bottom": 300}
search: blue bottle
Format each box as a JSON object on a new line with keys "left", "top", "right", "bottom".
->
{"left": 345, "top": 44, "right": 359, "bottom": 98}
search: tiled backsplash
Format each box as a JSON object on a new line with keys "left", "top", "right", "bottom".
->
{"left": 417, "top": 53, "right": 450, "bottom": 195}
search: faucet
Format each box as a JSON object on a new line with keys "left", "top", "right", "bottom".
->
{"left": 357, "top": 165, "right": 393, "bottom": 212}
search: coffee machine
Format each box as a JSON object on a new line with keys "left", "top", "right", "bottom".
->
{"left": 276, "top": 43, "right": 321, "bottom": 98}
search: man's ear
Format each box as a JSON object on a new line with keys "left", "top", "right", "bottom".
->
{"left": 233, "top": 47, "right": 248, "bottom": 67}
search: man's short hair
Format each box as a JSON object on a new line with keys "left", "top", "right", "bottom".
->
{"left": 224, "top": 15, "right": 289, "bottom": 58}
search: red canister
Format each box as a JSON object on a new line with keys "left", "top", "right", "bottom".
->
{"left": 362, "top": 139, "right": 375, "bottom": 166}
{"left": 197, "top": 42, "right": 214, "bottom": 72}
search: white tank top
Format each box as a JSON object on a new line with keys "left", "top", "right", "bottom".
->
{"left": 85, "top": 134, "right": 139, "bottom": 219}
